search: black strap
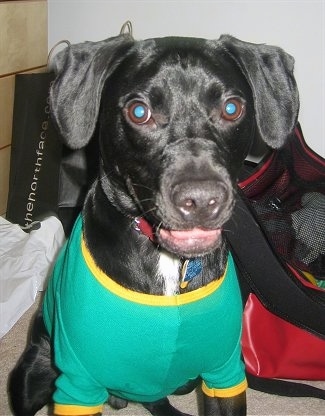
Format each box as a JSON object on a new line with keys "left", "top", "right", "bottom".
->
{"left": 226, "top": 188, "right": 325, "bottom": 339}
{"left": 246, "top": 373, "right": 325, "bottom": 400}
{"left": 225, "top": 189, "right": 325, "bottom": 398}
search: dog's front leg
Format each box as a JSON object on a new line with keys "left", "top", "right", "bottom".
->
{"left": 143, "top": 397, "right": 193, "bottom": 416}
{"left": 203, "top": 392, "right": 246, "bottom": 416}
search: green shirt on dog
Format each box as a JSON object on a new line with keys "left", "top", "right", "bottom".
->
{"left": 43, "top": 215, "right": 247, "bottom": 416}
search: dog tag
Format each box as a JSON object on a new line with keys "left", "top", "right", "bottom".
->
{"left": 180, "top": 258, "right": 202, "bottom": 289}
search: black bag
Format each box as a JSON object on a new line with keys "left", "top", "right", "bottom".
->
{"left": 226, "top": 124, "right": 325, "bottom": 398}
{"left": 6, "top": 72, "right": 92, "bottom": 235}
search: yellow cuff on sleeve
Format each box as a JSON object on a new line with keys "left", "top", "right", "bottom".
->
{"left": 202, "top": 378, "right": 248, "bottom": 398}
{"left": 54, "top": 403, "right": 103, "bottom": 415}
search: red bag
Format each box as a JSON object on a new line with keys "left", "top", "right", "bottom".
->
{"left": 242, "top": 293, "right": 325, "bottom": 380}
{"left": 226, "top": 124, "right": 325, "bottom": 398}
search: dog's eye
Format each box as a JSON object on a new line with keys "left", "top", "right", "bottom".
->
{"left": 222, "top": 99, "right": 244, "bottom": 121}
{"left": 126, "top": 102, "right": 152, "bottom": 125}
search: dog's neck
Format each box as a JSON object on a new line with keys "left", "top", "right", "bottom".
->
{"left": 133, "top": 216, "right": 223, "bottom": 294}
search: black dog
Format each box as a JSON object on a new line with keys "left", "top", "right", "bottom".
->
{"left": 9, "top": 32, "right": 299, "bottom": 416}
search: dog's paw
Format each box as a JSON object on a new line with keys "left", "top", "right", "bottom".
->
{"left": 108, "top": 395, "right": 128, "bottom": 409}
{"left": 143, "top": 397, "right": 193, "bottom": 416}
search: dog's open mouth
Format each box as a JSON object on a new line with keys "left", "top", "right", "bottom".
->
{"left": 158, "top": 227, "right": 222, "bottom": 256}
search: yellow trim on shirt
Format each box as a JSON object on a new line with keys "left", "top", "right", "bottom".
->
{"left": 81, "top": 238, "right": 226, "bottom": 306}
{"left": 202, "top": 379, "right": 248, "bottom": 398}
{"left": 54, "top": 403, "right": 103, "bottom": 415}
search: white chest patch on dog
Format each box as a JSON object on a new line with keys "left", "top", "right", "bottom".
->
{"left": 156, "top": 251, "right": 181, "bottom": 295}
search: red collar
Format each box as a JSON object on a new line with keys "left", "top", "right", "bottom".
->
{"left": 134, "top": 217, "right": 155, "bottom": 241}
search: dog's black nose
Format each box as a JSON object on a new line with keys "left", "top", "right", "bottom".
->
{"left": 171, "top": 180, "right": 229, "bottom": 221}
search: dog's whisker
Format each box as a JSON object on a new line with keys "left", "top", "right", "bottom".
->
{"left": 131, "top": 182, "right": 155, "bottom": 192}
{"left": 156, "top": 221, "right": 163, "bottom": 232}
{"left": 222, "top": 227, "right": 235, "bottom": 235}
{"left": 138, "top": 198, "right": 155, "bottom": 204}
{"left": 138, "top": 207, "right": 158, "bottom": 218}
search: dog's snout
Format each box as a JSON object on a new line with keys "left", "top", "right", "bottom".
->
{"left": 171, "top": 180, "right": 229, "bottom": 221}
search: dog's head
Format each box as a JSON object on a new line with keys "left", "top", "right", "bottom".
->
{"left": 50, "top": 34, "right": 299, "bottom": 257}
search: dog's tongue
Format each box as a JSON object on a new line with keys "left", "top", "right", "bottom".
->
{"left": 158, "top": 227, "right": 222, "bottom": 254}
{"left": 165, "top": 228, "right": 220, "bottom": 240}
{"left": 159, "top": 227, "right": 221, "bottom": 244}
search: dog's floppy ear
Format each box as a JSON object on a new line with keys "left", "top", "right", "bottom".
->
{"left": 218, "top": 35, "right": 299, "bottom": 148}
{"left": 50, "top": 34, "right": 134, "bottom": 149}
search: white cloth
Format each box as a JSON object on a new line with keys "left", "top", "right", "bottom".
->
{"left": 0, "top": 216, "right": 65, "bottom": 338}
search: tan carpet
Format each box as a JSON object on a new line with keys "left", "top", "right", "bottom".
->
{"left": 1, "top": 294, "right": 325, "bottom": 416}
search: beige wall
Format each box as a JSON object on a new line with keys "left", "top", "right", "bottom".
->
{"left": 0, "top": 0, "right": 48, "bottom": 216}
